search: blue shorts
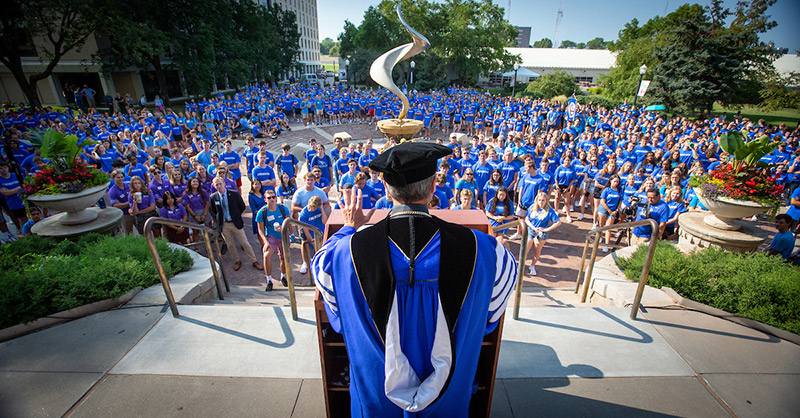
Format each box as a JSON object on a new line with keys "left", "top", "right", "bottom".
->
{"left": 527, "top": 227, "right": 549, "bottom": 241}
{"left": 597, "top": 205, "right": 610, "bottom": 217}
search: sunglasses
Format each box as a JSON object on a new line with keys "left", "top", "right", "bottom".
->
{"left": 266, "top": 196, "right": 277, "bottom": 200}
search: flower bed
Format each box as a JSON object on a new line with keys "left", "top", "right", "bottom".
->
{"left": 617, "top": 241, "right": 800, "bottom": 335}
{"left": 0, "top": 233, "right": 193, "bottom": 329}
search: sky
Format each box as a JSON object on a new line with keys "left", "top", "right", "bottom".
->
{"left": 317, "top": 0, "right": 800, "bottom": 53}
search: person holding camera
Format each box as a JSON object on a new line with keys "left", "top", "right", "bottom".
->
{"left": 631, "top": 187, "right": 669, "bottom": 246}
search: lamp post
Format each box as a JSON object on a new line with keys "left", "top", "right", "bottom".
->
{"left": 512, "top": 63, "right": 521, "bottom": 97}
{"left": 410, "top": 60, "right": 415, "bottom": 89}
{"left": 633, "top": 63, "right": 647, "bottom": 108}
{"left": 344, "top": 58, "right": 350, "bottom": 88}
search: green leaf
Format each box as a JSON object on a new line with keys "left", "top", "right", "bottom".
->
{"left": 730, "top": 130, "right": 745, "bottom": 151}
{"left": 720, "top": 132, "right": 741, "bottom": 155}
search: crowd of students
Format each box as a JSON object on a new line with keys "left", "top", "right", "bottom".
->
{"left": 2, "top": 82, "right": 799, "bottom": 271}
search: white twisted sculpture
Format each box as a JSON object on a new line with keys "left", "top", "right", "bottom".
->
{"left": 369, "top": 4, "right": 430, "bottom": 121}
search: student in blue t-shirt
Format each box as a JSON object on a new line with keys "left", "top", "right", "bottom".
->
{"left": 298, "top": 195, "right": 327, "bottom": 275}
{"left": 631, "top": 187, "right": 669, "bottom": 245}
{"left": 20, "top": 205, "right": 44, "bottom": 237}
{"left": 219, "top": 140, "right": 242, "bottom": 191}
{"left": 768, "top": 214, "right": 795, "bottom": 260}
{"left": 485, "top": 186, "right": 515, "bottom": 245}
{"left": 276, "top": 143, "right": 300, "bottom": 181}
{"left": 598, "top": 175, "right": 622, "bottom": 252}
{"left": 663, "top": 186, "right": 687, "bottom": 241}
{"left": 524, "top": 191, "right": 562, "bottom": 276}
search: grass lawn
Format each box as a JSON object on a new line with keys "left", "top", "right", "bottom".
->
{"left": 712, "top": 104, "right": 800, "bottom": 129}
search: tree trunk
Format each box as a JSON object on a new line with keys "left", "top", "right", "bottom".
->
{"left": 24, "top": 80, "right": 42, "bottom": 109}
{"left": 150, "top": 56, "right": 171, "bottom": 106}
{"left": 2, "top": 55, "right": 42, "bottom": 108}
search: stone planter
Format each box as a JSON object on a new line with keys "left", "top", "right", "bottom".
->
{"left": 693, "top": 187, "right": 771, "bottom": 231}
{"left": 27, "top": 184, "right": 108, "bottom": 225}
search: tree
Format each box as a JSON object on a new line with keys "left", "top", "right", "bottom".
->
{"left": 559, "top": 40, "right": 577, "bottom": 49}
{"left": 576, "top": 42, "right": 586, "bottom": 49}
{"left": 340, "top": 0, "right": 518, "bottom": 86}
{"left": 524, "top": 71, "right": 577, "bottom": 99}
{"left": 601, "top": 0, "right": 778, "bottom": 110}
{"left": 435, "top": 0, "right": 518, "bottom": 84}
{"left": 585, "top": 37, "right": 610, "bottom": 50}
{"left": 759, "top": 73, "right": 800, "bottom": 110}
{"left": 648, "top": 0, "right": 778, "bottom": 115}
{"left": 165, "top": 1, "right": 298, "bottom": 96}
{"left": 0, "top": 0, "right": 101, "bottom": 107}
{"left": 337, "top": 20, "right": 358, "bottom": 59}
{"left": 533, "top": 38, "right": 553, "bottom": 48}
{"left": 320, "top": 37, "right": 335, "bottom": 55}
{"left": 94, "top": 0, "right": 177, "bottom": 105}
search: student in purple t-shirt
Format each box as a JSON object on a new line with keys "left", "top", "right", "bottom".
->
{"left": 128, "top": 175, "right": 159, "bottom": 237}
{"left": 108, "top": 169, "right": 133, "bottom": 234}
{"left": 159, "top": 191, "right": 189, "bottom": 244}
{"left": 183, "top": 177, "right": 209, "bottom": 245}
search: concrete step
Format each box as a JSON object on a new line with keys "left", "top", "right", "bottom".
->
{"left": 202, "top": 285, "right": 612, "bottom": 309}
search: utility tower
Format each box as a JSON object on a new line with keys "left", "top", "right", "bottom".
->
{"left": 553, "top": 0, "right": 563, "bottom": 48}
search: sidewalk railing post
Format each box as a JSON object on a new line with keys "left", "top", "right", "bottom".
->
{"left": 143, "top": 217, "right": 231, "bottom": 317}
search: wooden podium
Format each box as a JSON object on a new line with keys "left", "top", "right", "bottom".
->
{"left": 314, "top": 210, "right": 503, "bottom": 417}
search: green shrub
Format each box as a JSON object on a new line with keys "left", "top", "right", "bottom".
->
{"left": 618, "top": 242, "right": 800, "bottom": 335}
{"left": 524, "top": 71, "right": 577, "bottom": 98}
{"left": 587, "top": 87, "right": 605, "bottom": 95}
{"left": 576, "top": 94, "right": 621, "bottom": 109}
{"left": 0, "top": 235, "right": 193, "bottom": 328}
{"left": 516, "top": 91, "right": 544, "bottom": 99}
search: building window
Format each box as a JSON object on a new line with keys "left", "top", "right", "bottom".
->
{"left": 575, "top": 76, "right": 593, "bottom": 84}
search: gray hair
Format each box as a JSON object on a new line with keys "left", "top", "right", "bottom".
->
{"left": 385, "top": 174, "right": 435, "bottom": 203}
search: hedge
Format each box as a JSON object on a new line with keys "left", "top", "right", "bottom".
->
{"left": 0, "top": 234, "right": 193, "bottom": 328}
{"left": 617, "top": 241, "right": 800, "bottom": 335}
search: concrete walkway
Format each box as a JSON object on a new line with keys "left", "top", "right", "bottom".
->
{"left": 1, "top": 291, "right": 798, "bottom": 417}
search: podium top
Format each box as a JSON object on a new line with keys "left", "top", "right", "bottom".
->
{"left": 324, "top": 209, "right": 492, "bottom": 238}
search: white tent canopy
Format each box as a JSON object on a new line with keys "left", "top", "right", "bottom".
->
{"left": 501, "top": 67, "right": 540, "bottom": 79}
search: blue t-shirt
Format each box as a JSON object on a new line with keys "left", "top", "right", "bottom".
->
{"left": 277, "top": 153, "right": 299, "bottom": 178}
{"left": 252, "top": 165, "right": 276, "bottom": 190}
{"left": 527, "top": 206, "right": 560, "bottom": 229}
{"left": 769, "top": 230, "right": 795, "bottom": 259}
{"left": 632, "top": 200, "right": 669, "bottom": 238}
{"left": 299, "top": 206, "right": 325, "bottom": 239}
{"left": 219, "top": 151, "right": 242, "bottom": 180}
{"left": 0, "top": 173, "right": 24, "bottom": 209}
{"left": 786, "top": 187, "right": 800, "bottom": 221}
{"left": 255, "top": 204, "right": 291, "bottom": 240}
{"left": 292, "top": 187, "right": 328, "bottom": 210}
{"left": 601, "top": 187, "right": 622, "bottom": 211}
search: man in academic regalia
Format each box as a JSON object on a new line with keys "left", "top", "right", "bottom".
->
{"left": 312, "top": 141, "right": 517, "bottom": 417}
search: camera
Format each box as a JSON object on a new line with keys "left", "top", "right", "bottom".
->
{"left": 626, "top": 195, "right": 651, "bottom": 220}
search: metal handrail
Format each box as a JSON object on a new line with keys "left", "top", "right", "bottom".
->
{"left": 144, "top": 217, "right": 229, "bottom": 317}
{"left": 489, "top": 218, "right": 528, "bottom": 320}
{"left": 280, "top": 217, "right": 324, "bottom": 321}
{"left": 574, "top": 218, "right": 659, "bottom": 319}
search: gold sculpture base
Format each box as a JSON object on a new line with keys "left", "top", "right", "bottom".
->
{"left": 377, "top": 119, "right": 424, "bottom": 141}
